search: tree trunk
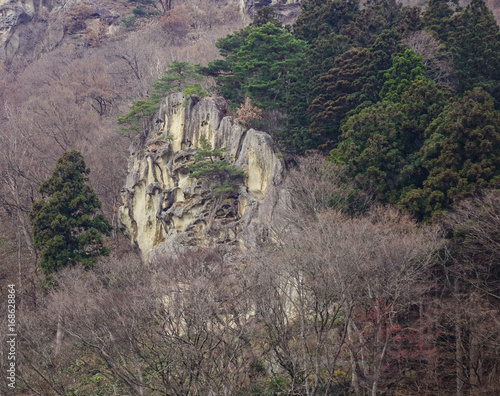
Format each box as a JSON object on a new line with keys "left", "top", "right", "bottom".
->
{"left": 455, "top": 280, "right": 465, "bottom": 396}
{"left": 347, "top": 320, "right": 361, "bottom": 395}
{"left": 469, "top": 325, "right": 481, "bottom": 388}
{"left": 456, "top": 322, "right": 465, "bottom": 396}
{"left": 55, "top": 316, "right": 64, "bottom": 360}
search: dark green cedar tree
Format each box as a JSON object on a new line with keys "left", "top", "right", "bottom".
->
{"left": 332, "top": 79, "right": 451, "bottom": 204}
{"left": 340, "top": 0, "right": 417, "bottom": 47}
{"left": 422, "top": 0, "right": 455, "bottom": 41}
{"left": 334, "top": 100, "right": 407, "bottom": 201}
{"left": 284, "top": 0, "right": 359, "bottom": 152}
{"left": 301, "top": 0, "right": 421, "bottom": 151}
{"left": 379, "top": 49, "right": 427, "bottom": 102}
{"left": 401, "top": 87, "right": 500, "bottom": 218}
{"left": 30, "top": 150, "right": 112, "bottom": 276}
{"left": 309, "top": 29, "right": 404, "bottom": 147}
{"left": 293, "top": 0, "right": 359, "bottom": 44}
{"left": 446, "top": 0, "right": 500, "bottom": 101}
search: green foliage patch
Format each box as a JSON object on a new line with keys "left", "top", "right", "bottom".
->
{"left": 117, "top": 61, "right": 205, "bottom": 135}
{"left": 188, "top": 136, "right": 244, "bottom": 198}
{"left": 205, "top": 22, "right": 308, "bottom": 111}
{"left": 30, "top": 150, "right": 112, "bottom": 278}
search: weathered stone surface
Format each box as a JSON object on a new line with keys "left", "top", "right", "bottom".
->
{"left": 238, "top": 0, "right": 303, "bottom": 24}
{"left": 119, "top": 93, "right": 284, "bottom": 261}
{"left": 0, "top": 0, "right": 35, "bottom": 49}
{"left": 0, "top": 0, "right": 120, "bottom": 64}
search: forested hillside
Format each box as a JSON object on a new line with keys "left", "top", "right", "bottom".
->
{"left": 1, "top": 0, "right": 500, "bottom": 395}
{"left": 203, "top": 0, "right": 500, "bottom": 220}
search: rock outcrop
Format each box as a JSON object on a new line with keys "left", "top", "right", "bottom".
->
{"left": 238, "top": 0, "right": 303, "bottom": 24}
{"left": 119, "top": 93, "right": 284, "bottom": 261}
{"left": 0, "top": 0, "right": 36, "bottom": 49}
{"left": 0, "top": 0, "right": 121, "bottom": 65}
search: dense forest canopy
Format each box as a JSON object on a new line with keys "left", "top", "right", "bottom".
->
{"left": 0, "top": 0, "right": 499, "bottom": 395}
{"left": 204, "top": 0, "right": 500, "bottom": 220}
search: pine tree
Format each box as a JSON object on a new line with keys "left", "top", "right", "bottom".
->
{"left": 231, "top": 24, "right": 308, "bottom": 110}
{"left": 117, "top": 61, "right": 205, "bottom": 135}
{"left": 30, "top": 150, "right": 112, "bottom": 276}
{"left": 188, "top": 137, "right": 244, "bottom": 198}
{"left": 204, "top": 17, "right": 308, "bottom": 111}
{"left": 202, "top": 7, "right": 284, "bottom": 107}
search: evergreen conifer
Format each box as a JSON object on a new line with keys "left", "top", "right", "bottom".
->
{"left": 30, "top": 150, "right": 112, "bottom": 276}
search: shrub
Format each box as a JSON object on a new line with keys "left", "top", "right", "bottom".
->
{"left": 234, "top": 97, "right": 263, "bottom": 128}
{"left": 159, "top": 5, "right": 192, "bottom": 38}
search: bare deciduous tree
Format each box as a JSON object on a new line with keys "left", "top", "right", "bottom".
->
{"left": 403, "top": 30, "right": 456, "bottom": 88}
{"left": 246, "top": 155, "right": 441, "bottom": 395}
{"left": 439, "top": 190, "right": 500, "bottom": 396}
{"left": 18, "top": 248, "right": 261, "bottom": 395}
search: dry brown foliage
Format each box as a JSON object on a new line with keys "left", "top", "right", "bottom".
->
{"left": 84, "top": 20, "right": 108, "bottom": 47}
{"left": 403, "top": 30, "right": 456, "bottom": 88}
{"left": 242, "top": 155, "right": 443, "bottom": 395}
{"left": 63, "top": 2, "right": 94, "bottom": 34}
{"left": 159, "top": 5, "right": 193, "bottom": 39}
{"left": 234, "top": 97, "right": 263, "bottom": 127}
{"left": 436, "top": 190, "right": 500, "bottom": 395}
{"left": 16, "top": 249, "right": 261, "bottom": 394}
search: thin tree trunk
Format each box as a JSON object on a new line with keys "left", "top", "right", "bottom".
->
{"left": 469, "top": 325, "right": 481, "bottom": 387}
{"left": 55, "top": 316, "right": 64, "bottom": 360}
{"left": 456, "top": 322, "right": 464, "bottom": 396}
{"left": 455, "top": 280, "right": 465, "bottom": 396}
{"left": 347, "top": 320, "right": 361, "bottom": 395}
{"left": 297, "top": 275, "right": 311, "bottom": 396}
{"left": 133, "top": 351, "right": 146, "bottom": 396}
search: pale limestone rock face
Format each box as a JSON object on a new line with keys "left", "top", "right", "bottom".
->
{"left": 119, "top": 93, "right": 284, "bottom": 261}
{"left": 0, "top": 0, "right": 35, "bottom": 48}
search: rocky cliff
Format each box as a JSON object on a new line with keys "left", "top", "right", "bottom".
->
{"left": 119, "top": 93, "right": 284, "bottom": 261}
{"left": 0, "top": 0, "right": 303, "bottom": 64}
{"left": 0, "top": 0, "right": 120, "bottom": 65}
{"left": 0, "top": 0, "right": 37, "bottom": 49}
